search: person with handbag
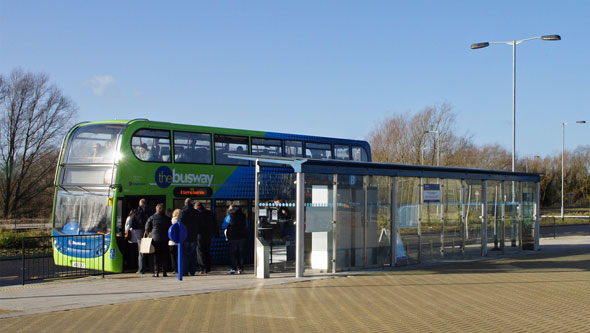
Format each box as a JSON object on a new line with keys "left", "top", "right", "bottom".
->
{"left": 124, "top": 209, "right": 137, "bottom": 268}
{"left": 145, "top": 203, "right": 172, "bottom": 277}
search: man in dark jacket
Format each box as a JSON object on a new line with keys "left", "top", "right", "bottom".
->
{"left": 131, "top": 199, "right": 149, "bottom": 274}
{"left": 145, "top": 203, "right": 172, "bottom": 277}
{"left": 223, "top": 205, "right": 247, "bottom": 274}
{"left": 178, "top": 198, "right": 199, "bottom": 276}
{"left": 195, "top": 202, "right": 217, "bottom": 274}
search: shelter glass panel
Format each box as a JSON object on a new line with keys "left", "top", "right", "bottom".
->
{"left": 522, "top": 182, "right": 536, "bottom": 250}
{"left": 461, "top": 180, "right": 483, "bottom": 258}
{"left": 504, "top": 181, "right": 520, "bottom": 249}
{"left": 304, "top": 173, "right": 335, "bottom": 273}
{"left": 421, "top": 178, "right": 443, "bottom": 262}
{"left": 367, "top": 176, "right": 391, "bottom": 267}
{"left": 485, "top": 181, "right": 504, "bottom": 254}
{"left": 396, "top": 177, "right": 420, "bottom": 264}
{"left": 335, "top": 174, "right": 365, "bottom": 270}
{"left": 257, "top": 170, "right": 296, "bottom": 272}
{"left": 440, "top": 179, "right": 463, "bottom": 259}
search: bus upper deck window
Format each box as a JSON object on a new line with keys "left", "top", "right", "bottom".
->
{"left": 173, "top": 131, "right": 212, "bottom": 164}
{"left": 65, "top": 124, "right": 124, "bottom": 164}
{"left": 305, "top": 142, "right": 332, "bottom": 160}
{"left": 131, "top": 129, "right": 171, "bottom": 162}
{"left": 352, "top": 146, "right": 368, "bottom": 162}
{"left": 214, "top": 134, "right": 249, "bottom": 165}
{"left": 285, "top": 140, "right": 303, "bottom": 158}
{"left": 334, "top": 145, "right": 350, "bottom": 160}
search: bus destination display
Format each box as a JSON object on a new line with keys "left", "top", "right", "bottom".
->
{"left": 173, "top": 187, "right": 212, "bottom": 197}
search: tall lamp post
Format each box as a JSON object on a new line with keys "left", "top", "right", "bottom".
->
{"left": 525, "top": 155, "right": 540, "bottom": 173}
{"left": 562, "top": 120, "right": 586, "bottom": 219}
{"left": 471, "top": 35, "right": 561, "bottom": 175}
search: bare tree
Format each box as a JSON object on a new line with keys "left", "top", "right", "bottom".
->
{"left": 0, "top": 69, "right": 77, "bottom": 218}
{"left": 367, "top": 102, "right": 461, "bottom": 165}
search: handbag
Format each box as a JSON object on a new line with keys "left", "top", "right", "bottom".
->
{"left": 140, "top": 237, "right": 155, "bottom": 254}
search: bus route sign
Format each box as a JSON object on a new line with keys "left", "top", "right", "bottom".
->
{"left": 169, "top": 222, "right": 188, "bottom": 244}
{"left": 423, "top": 184, "right": 441, "bottom": 203}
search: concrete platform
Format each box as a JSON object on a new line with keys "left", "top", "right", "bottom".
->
{"left": 1, "top": 236, "right": 589, "bottom": 332}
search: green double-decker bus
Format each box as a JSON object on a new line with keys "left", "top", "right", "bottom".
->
{"left": 52, "top": 119, "right": 371, "bottom": 272}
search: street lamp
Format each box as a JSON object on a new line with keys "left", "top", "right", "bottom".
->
{"left": 471, "top": 35, "right": 561, "bottom": 174}
{"left": 561, "top": 120, "right": 586, "bottom": 219}
{"left": 525, "top": 155, "right": 540, "bottom": 173}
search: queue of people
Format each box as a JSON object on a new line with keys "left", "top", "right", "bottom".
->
{"left": 125, "top": 198, "right": 247, "bottom": 277}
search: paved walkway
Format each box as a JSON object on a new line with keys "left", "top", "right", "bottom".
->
{"left": 1, "top": 236, "right": 589, "bottom": 332}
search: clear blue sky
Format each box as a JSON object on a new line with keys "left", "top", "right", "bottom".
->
{"left": 1, "top": 1, "right": 588, "bottom": 159}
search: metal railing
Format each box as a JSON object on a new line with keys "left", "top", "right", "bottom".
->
{"left": 540, "top": 215, "right": 590, "bottom": 239}
{"left": 21, "top": 234, "right": 105, "bottom": 285}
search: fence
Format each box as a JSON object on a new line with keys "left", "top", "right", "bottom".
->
{"left": 21, "top": 234, "right": 105, "bottom": 285}
{"left": 540, "top": 215, "right": 590, "bottom": 239}
{"left": 0, "top": 219, "right": 51, "bottom": 231}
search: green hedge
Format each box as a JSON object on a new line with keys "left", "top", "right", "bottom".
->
{"left": 0, "top": 229, "right": 51, "bottom": 250}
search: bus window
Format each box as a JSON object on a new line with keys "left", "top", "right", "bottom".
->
{"left": 173, "top": 131, "right": 212, "bottom": 164}
{"left": 251, "top": 138, "right": 282, "bottom": 157}
{"left": 334, "top": 145, "right": 350, "bottom": 160}
{"left": 65, "top": 124, "right": 123, "bottom": 164}
{"left": 131, "top": 129, "right": 171, "bottom": 162}
{"left": 352, "top": 146, "right": 368, "bottom": 162}
{"left": 305, "top": 142, "right": 332, "bottom": 159}
{"left": 285, "top": 140, "right": 303, "bottom": 158}
{"left": 214, "top": 134, "right": 249, "bottom": 165}
{"left": 54, "top": 190, "right": 112, "bottom": 234}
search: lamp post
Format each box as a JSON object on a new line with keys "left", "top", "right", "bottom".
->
{"left": 561, "top": 120, "right": 586, "bottom": 219}
{"left": 471, "top": 35, "right": 561, "bottom": 174}
{"left": 525, "top": 155, "right": 540, "bottom": 173}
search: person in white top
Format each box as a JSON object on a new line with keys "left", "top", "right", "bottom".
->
{"left": 168, "top": 209, "right": 181, "bottom": 274}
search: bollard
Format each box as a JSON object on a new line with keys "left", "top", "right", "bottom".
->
{"left": 168, "top": 222, "right": 188, "bottom": 281}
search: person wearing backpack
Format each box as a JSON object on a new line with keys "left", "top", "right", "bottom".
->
{"left": 222, "top": 205, "right": 247, "bottom": 275}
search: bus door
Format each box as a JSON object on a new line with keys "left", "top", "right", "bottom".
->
{"left": 118, "top": 195, "right": 166, "bottom": 271}
{"left": 213, "top": 199, "right": 252, "bottom": 266}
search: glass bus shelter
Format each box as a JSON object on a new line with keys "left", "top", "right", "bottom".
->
{"left": 229, "top": 155, "right": 541, "bottom": 278}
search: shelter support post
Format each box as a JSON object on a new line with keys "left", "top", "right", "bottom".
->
{"left": 296, "top": 172, "right": 305, "bottom": 278}
{"left": 391, "top": 177, "right": 398, "bottom": 267}
{"left": 481, "top": 181, "right": 488, "bottom": 257}
{"left": 332, "top": 174, "right": 338, "bottom": 274}
{"left": 254, "top": 160, "right": 269, "bottom": 279}
{"left": 534, "top": 182, "right": 540, "bottom": 251}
